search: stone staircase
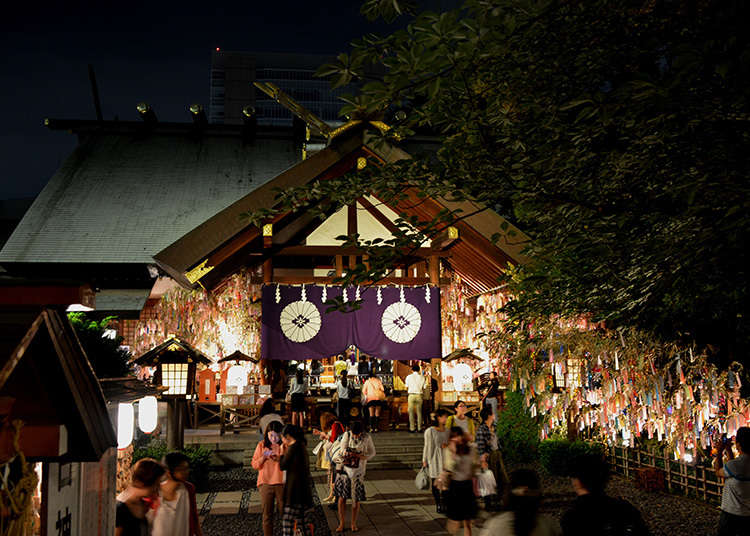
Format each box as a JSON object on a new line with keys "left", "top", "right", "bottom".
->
{"left": 306, "top": 431, "right": 424, "bottom": 473}
{"left": 239, "top": 431, "right": 424, "bottom": 472}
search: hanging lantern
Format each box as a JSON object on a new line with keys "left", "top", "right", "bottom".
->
{"left": 118, "top": 402, "right": 134, "bottom": 449}
{"left": 138, "top": 396, "right": 158, "bottom": 434}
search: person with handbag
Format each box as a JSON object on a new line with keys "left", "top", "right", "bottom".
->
{"left": 313, "top": 418, "right": 345, "bottom": 504}
{"left": 422, "top": 408, "right": 451, "bottom": 513}
{"left": 361, "top": 372, "right": 386, "bottom": 433}
{"left": 446, "top": 400, "right": 476, "bottom": 440}
{"left": 333, "top": 420, "right": 376, "bottom": 533}
{"left": 443, "top": 426, "right": 479, "bottom": 536}
{"left": 475, "top": 407, "right": 508, "bottom": 510}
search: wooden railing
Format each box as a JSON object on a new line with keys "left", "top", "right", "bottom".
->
{"left": 606, "top": 445, "right": 724, "bottom": 503}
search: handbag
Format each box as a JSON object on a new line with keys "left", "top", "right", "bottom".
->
{"left": 343, "top": 448, "right": 360, "bottom": 469}
{"left": 476, "top": 469, "right": 497, "bottom": 497}
{"left": 285, "top": 391, "right": 292, "bottom": 404}
{"left": 415, "top": 467, "right": 431, "bottom": 491}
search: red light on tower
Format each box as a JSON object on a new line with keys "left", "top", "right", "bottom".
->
{"left": 216, "top": 47, "right": 220, "bottom": 51}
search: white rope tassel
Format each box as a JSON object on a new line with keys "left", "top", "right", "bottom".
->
{"left": 377, "top": 287, "right": 382, "bottom": 305}
{"left": 322, "top": 285, "right": 327, "bottom": 303}
{"left": 399, "top": 285, "right": 405, "bottom": 303}
{"left": 425, "top": 285, "right": 431, "bottom": 304}
{"left": 275, "top": 284, "right": 281, "bottom": 304}
{"left": 301, "top": 284, "right": 307, "bottom": 302}
{"left": 343, "top": 288, "right": 348, "bottom": 303}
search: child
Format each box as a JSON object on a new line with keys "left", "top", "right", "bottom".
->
{"left": 116, "top": 458, "right": 165, "bottom": 536}
{"left": 251, "top": 420, "right": 285, "bottom": 536}
{"left": 151, "top": 452, "right": 202, "bottom": 536}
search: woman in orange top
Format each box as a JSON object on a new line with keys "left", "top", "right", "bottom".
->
{"left": 361, "top": 372, "right": 386, "bottom": 433}
{"left": 252, "top": 420, "right": 285, "bottom": 536}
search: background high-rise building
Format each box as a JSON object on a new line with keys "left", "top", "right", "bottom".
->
{"left": 209, "top": 50, "right": 346, "bottom": 126}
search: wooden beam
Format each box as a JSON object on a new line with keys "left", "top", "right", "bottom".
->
{"left": 271, "top": 275, "right": 451, "bottom": 286}
{"left": 276, "top": 245, "right": 448, "bottom": 257}
{"left": 357, "top": 196, "right": 401, "bottom": 235}
{"left": 432, "top": 226, "right": 459, "bottom": 250}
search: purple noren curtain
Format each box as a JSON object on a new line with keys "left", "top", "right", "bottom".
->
{"left": 260, "top": 284, "right": 440, "bottom": 360}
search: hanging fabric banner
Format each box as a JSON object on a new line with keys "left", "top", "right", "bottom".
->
{"left": 261, "top": 284, "right": 441, "bottom": 360}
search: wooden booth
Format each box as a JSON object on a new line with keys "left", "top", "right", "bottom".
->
{"left": 0, "top": 309, "right": 117, "bottom": 536}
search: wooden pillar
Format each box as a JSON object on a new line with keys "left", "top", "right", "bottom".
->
{"left": 335, "top": 255, "right": 344, "bottom": 277}
{"left": 347, "top": 204, "right": 357, "bottom": 271}
{"left": 263, "top": 258, "right": 273, "bottom": 284}
{"left": 167, "top": 398, "right": 185, "bottom": 450}
{"left": 429, "top": 255, "right": 439, "bottom": 284}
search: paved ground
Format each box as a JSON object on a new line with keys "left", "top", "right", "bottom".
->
{"left": 189, "top": 429, "right": 722, "bottom": 536}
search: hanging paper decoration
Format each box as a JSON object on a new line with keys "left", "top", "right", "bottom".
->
{"left": 301, "top": 284, "right": 307, "bottom": 302}
{"left": 322, "top": 285, "right": 327, "bottom": 303}
{"left": 399, "top": 285, "right": 405, "bottom": 303}
{"left": 279, "top": 301, "right": 321, "bottom": 342}
{"left": 425, "top": 285, "right": 431, "bottom": 304}
{"left": 343, "top": 288, "right": 348, "bottom": 302}
{"left": 381, "top": 301, "right": 422, "bottom": 343}
{"left": 355, "top": 286, "right": 361, "bottom": 301}
{"left": 133, "top": 269, "right": 261, "bottom": 360}
{"left": 377, "top": 287, "right": 383, "bottom": 305}
{"left": 275, "top": 284, "right": 281, "bottom": 304}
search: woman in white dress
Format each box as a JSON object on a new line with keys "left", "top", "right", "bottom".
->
{"left": 422, "top": 408, "right": 451, "bottom": 513}
{"left": 333, "top": 420, "right": 376, "bottom": 532}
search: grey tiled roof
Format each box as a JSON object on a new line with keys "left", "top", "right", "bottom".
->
{"left": 0, "top": 132, "right": 299, "bottom": 264}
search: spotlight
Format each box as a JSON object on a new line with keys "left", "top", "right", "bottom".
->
{"left": 136, "top": 102, "right": 157, "bottom": 123}
{"left": 242, "top": 105, "right": 256, "bottom": 121}
{"left": 241, "top": 105, "right": 257, "bottom": 142}
{"left": 188, "top": 103, "right": 207, "bottom": 125}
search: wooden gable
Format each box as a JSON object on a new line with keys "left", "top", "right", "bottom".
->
{"left": 154, "top": 125, "right": 530, "bottom": 294}
{"left": 0, "top": 309, "right": 116, "bottom": 461}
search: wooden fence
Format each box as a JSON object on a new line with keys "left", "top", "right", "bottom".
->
{"left": 606, "top": 446, "right": 724, "bottom": 504}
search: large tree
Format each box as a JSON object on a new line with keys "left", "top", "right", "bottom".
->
{"left": 261, "top": 0, "right": 750, "bottom": 360}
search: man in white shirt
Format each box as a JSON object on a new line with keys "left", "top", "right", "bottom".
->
{"left": 405, "top": 365, "right": 426, "bottom": 432}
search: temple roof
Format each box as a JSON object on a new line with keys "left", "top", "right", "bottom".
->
{"left": 0, "top": 121, "right": 299, "bottom": 267}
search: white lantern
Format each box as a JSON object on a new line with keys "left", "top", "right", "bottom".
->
{"left": 138, "top": 396, "right": 158, "bottom": 434}
{"left": 117, "top": 402, "right": 134, "bottom": 449}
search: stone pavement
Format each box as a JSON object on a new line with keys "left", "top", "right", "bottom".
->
{"left": 195, "top": 466, "right": 495, "bottom": 536}
{"left": 314, "top": 470, "right": 453, "bottom": 536}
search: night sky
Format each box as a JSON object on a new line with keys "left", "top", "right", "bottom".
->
{"left": 1, "top": 1, "right": 442, "bottom": 200}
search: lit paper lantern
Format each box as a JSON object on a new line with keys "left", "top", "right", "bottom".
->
{"left": 138, "top": 396, "right": 158, "bottom": 434}
{"left": 118, "top": 402, "right": 134, "bottom": 449}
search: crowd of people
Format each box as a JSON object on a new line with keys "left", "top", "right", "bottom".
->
{"left": 119, "top": 359, "right": 750, "bottom": 536}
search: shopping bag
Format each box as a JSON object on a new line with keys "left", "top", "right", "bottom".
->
{"left": 415, "top": 467, "right": 431, "bottom": 490}
{"left": 476, "top": 469, "right": 497, "bottom": 497}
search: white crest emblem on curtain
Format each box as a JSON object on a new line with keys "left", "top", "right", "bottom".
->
{"left": 381, "top": 302, "right": 422, "bottom": 343}
{"left": 280, "top": 300, "right": 322, "bottom": 342}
